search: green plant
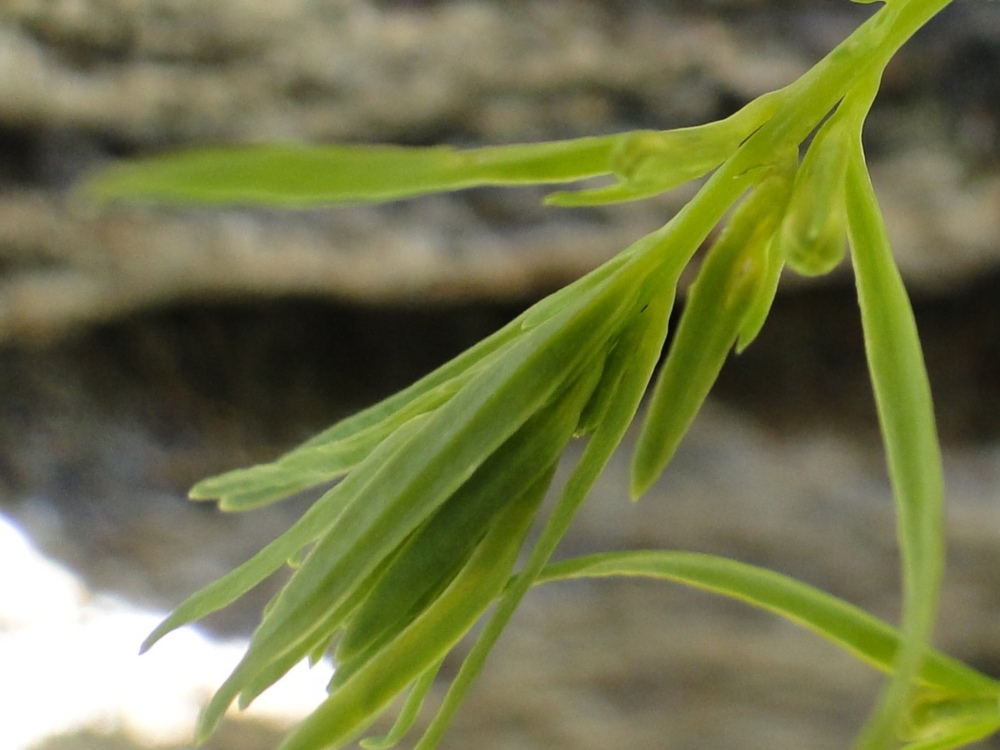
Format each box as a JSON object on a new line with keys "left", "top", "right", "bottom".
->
{"left": 82, "top": 1, "right": 1000, "bottom": 748}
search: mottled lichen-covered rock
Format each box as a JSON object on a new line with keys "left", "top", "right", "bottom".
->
{"left": 0, "top": 0, "right": 997, "bottom": 340}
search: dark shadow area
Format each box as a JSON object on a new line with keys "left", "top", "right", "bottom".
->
{"left": 715, "top": 269, "right": 1000, "bottom": 445}
{"left": 1, "top": 273, "right": 997, "bottom": 620}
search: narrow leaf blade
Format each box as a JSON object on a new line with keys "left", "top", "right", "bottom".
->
{"left": 846, "top": 122, "right": 946, "bottom": 749}
{"left": 536, "top": 550, "right": 995, "bottom": 698}
{"left": 81, "top": 137, "right": 619, "bottom": 207}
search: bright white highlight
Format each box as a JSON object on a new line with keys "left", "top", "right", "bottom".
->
{"left": 0, "top": 512, "right": 332, "bottom": 749}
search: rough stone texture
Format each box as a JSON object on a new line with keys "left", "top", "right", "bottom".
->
{"left": 0, "top": 1, "right": 997, "bottom": 341}
{"left": 4, "top": 286, "right": 1000, "bottom": 750}
{"left": 2, "top": 2, "right": 1000, "bottom": 750}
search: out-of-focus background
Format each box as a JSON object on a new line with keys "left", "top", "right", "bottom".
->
{"left": 1, "top": 1, "right": 999, "bottom": 748}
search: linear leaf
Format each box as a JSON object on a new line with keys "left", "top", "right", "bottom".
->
{"left": 275, "top": 464, "right": 555, "bottom": 750}
{"left": 198, "top": 374, "right": 470, "bottom": 511}
{"left": 846, "top": 105, "right": 945, "bottom": 749}
{"left": 196, "top": 261, "right": 642, "bottom": 738}
{"left": 332, "top": 361, "right": 602, "bottom": 683}
{"left": 81, "top": 137, "right": 620, "bottom": 207}
{"left": 778, "top": 111, "right": 850, "bottom": 277}
{"left": 535, "top": 550, "right": 995, "bottom": 698}
{"left": 631, "top": 163, "right": 792, "bottom": 497}
{"left": 140, "top": 413, "right": 431, "bottom": 654}
{"left": 236, "top": 549, "right": 406, "bottom": 710}
{"left": 900, "top": 720, "right": 1000, "bottom": 750}
{"left": 414, "top": 267, "right": 679, "bottom": 749}
{"left": 360, "top": 659, "right": 444, "bottom": 750}
{"left": 193, "top": 247, "right": 638, "bottom": 510}
{"left": 735, "top": 234, "right": 785, "bottom": 353}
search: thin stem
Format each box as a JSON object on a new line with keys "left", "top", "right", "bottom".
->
{"left": 634, "top": 0, "right": 954, "bottom": 281}
{"left": 845, "top": 73, "right": 945, "bottom": 748}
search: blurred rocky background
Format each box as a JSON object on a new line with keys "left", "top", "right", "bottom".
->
{"left": 0, "top": 1, "right": 999, "bottom": 748}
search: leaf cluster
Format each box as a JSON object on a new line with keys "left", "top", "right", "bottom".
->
{"left": 80, "top": 1, "right": 999, "bottom": 749}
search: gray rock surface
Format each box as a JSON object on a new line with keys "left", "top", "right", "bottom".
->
{"left": 0, "top": 1, "right": 997, "bottom": 341}
{"left": 2, "top": 2, "right": 1000, "bottom": 749}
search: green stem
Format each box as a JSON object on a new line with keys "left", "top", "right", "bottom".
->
{"left": 845, "top": 81, "right": 945, "bottom": 749}
{"left": 632, "top": 0, "right": 954, "bottom": 280}
{"left": 749, "top": 0, "right": 954, "bottom": 154}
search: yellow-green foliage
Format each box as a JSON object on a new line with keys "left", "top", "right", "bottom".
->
{"left": 82, "top": 1, "right": 999, "bottom": 749}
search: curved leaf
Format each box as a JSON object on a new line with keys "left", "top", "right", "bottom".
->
{"left": 778, "top": 110, "right": 850, "bottom": 277}
{"left": 140, "top": 412, "right": 431, "bottom": 653}
{"left": 196, "top": 259, "right": 643, "bottom": 738}
{"left": 414, "top": 268, "right": 679, "bottom": 749}
{"left": 535, "top": 550, "right": 996, "bottom": 698}
{"left": 359, "top": 659, "right": 443, "bottom": 750}
{"left": 332, "top": 361, "right": 603, "bottom": 683}
{"left": 845, "top": 76, "right": 946, "bottom": 750}
{"left": 631, "top": 160, "right": 793, "bottom": 497}
{"left": 275, "top": 464, "right": 556, "bottom": 750}
{"left": 192, "top": 245, "right": 640, "bottom": 510}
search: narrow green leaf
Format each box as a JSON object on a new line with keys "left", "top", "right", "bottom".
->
{"left": 194, "top": 245, "right": 639, "bottom": 511}
{"left": 778, "top": 112, "right": 851, "bottom": 277}
{"left": 414, "top": 269, "right": 679, "bottom": 749}
{"left": 845, "top": 91, "right": 945, "bottom": 749}
{"left": 574, "top": 284, "right": 674, "bottom": 438}
{"left": 516, "top": 250, "right": 636, "bottom": 332}
{"left": 735, "top": 234, "right": 785, "bottom": 353}
{"left": 80, "top": 137, "right": 620, "bottom": 207}
{"left": 140, "top": 413, "right": 431, "bottom": 654}
{"left": 534, "top": 550, "right": 996, "bottom": 698}
{"left": 233, "top": 625, "right": 341, "bottom": 718}
{"left": 236, "top": 547, "right": 408, "bottom": 710}
{"left": 193, "top": 337, "right": 516, "bottom": 510}
{"left": 200, "top": 375, "right": 469, "bottom": 511}
{"left": 899, "top": 720, "right": 1000, "bottom": 750}
{"left": 333, "top": 360, "right": 602, "bottom": 683}
{"left": 275, "top": 464, "right": 555, "bottom": 750}
{"left": 197, "top": 261, "right": 642, "bottom": 738}
{"left": 360, "top": 659, "right": 444, "bottom": 750}
{"left": 631, "top": 162, "right": 793, "bottom": 498}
